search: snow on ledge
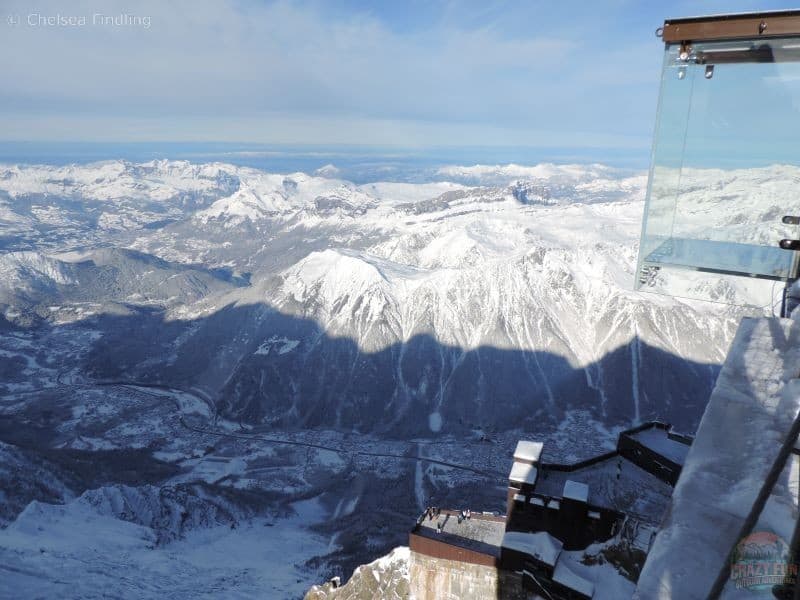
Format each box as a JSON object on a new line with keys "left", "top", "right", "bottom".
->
{"left": 562, "top": 480, "right": 589, "bottom": 503}
{"left": 513, "top": 440, "right": 544, "bottom": 463}
{"left": 509, "top": 461, "right": 538, "bottom": 486}
{"left": 501, "top": 530, "right": 563, "bottom": 566}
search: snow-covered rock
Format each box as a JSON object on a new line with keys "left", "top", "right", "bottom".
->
{"left": 305, "top": 546, "right": 410, "bottom": 600}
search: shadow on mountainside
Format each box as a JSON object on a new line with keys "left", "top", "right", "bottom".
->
{"left": 0, "top": 301, "right": 725, "bottom": 591}
{"left": 46, "top": 300, "right": 725, "bottom": 438}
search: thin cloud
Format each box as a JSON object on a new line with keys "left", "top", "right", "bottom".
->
{"left": 0, "top": 0, "right": 794, "bottom": 146}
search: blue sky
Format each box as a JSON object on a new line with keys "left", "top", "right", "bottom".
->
{"left": 0, "top": 0, "right": 797, "bottom": 150}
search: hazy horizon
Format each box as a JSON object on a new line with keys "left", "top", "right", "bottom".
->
{"left": 3, "top": 0, "right": 794, "bottom": 151}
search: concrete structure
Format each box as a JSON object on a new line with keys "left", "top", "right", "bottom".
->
{"left": 410, "top": 420, "right": 691, "bottom": 598}
{"left": 409, "top": 553, "right": 527, "bottom": 600}
{"left": 410, "top": 510, "right": 504, "bottom": 568}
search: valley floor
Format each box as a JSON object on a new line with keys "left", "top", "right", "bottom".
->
{"left": 0, "top": 374, "right": 629, "bottom": 599}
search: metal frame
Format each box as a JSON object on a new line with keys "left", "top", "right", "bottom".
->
{"left": 662, "top": 10, "right": 800, "bottom": 43}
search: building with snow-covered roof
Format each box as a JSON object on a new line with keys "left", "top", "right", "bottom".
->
{"left": 506, "top": 421, "right": 687, "bottom": 546}
{"left": 411, "top": 418, "right": 690, "bottom": 599}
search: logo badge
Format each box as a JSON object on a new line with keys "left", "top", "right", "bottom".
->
{"left": 730, "top": 531, "right": 797, "bottom": 591}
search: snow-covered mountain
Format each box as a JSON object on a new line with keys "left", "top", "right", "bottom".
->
{"left": 0, "top": 160, "right": 756, "bottom": 436}
{"left": 0, "top": 159, "right": 774, "bottom": 597}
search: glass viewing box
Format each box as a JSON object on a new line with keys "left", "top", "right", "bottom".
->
{"left": 636, "top": 11, "right": 800, "bottom": 306}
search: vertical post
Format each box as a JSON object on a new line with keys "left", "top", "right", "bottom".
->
{"left": 779, "top": 217, "right": 800, "bottom": 318}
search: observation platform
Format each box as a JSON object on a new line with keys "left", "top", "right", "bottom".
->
{"left": 410, "top": 510, "right": 505, "bottom": 566}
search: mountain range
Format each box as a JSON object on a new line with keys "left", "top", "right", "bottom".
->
{"left": 0, "top": 158, "right": 771, "bottom": 597}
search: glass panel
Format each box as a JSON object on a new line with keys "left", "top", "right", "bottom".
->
{"left": 636, "top": 38, "right": 800, "bottom": 306}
